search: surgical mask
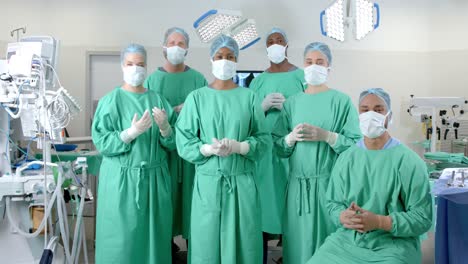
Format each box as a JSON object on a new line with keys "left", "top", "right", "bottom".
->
{"left": 211, "top": 59, "right": 237, "bottom": 80}
{"left": 123, "top": 65, "right": 146, "bottom": 87}
{"left": 165, "top": 46, "right": 186, "bottom": 65}
{"left": 359, "top": 111, "right": 390, "bottom": 139}
{"left": 267, "top": 44, "right": 287, "bottom": 64}
{"left": 304, "top": 64, "right": 329, "bottom": 86}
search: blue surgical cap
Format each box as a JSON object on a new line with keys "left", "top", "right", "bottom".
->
{"left": 359, "top": 88, "right": 391, "bottom": 111}
{"left": 210, "top": 35, "right": 239, "bottom": 59}
{"left": 304, "top": 42, "right": 332, "bottom": 66}
{"left": 164, "top": 27, "right": 190, "bottom": 48}
{"left": 266, "top": 27, "right": 288, "bottom": 45}
{"left": 121, "top": 44, "right": 147, "bottom": 65}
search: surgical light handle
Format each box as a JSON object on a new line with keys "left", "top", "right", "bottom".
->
{"left": 320, "top": 10, "right": 327, "bottom": 36}
{"left": 193, "top": 9, "right": 218, "bottom": 28}
{"left": 374, "top": 3, "right": 380, "bottom": 29}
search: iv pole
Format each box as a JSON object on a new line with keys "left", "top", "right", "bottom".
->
{"left": 10, "top": 27, "right": 26, "bottom": 41}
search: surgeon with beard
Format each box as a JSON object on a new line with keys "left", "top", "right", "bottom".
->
{"left": 144, "top": 27, "right": 207, "bottom": 249}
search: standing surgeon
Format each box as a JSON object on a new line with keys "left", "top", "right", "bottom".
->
{"left": 176, "top": 35, "right": 270, "bottom": 264}
{"left": 249, "top": 28, "right": 305, "bottom": 263}
{"left": 92, "top": 44, "right": 176, "bottom": 263}
{"left": 273, "top": 42, "right": 362, "bottom": 264}
{"left": 144, "top": 27, "right": 207, "bottom": 251}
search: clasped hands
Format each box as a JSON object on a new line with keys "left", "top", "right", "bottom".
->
{"left": 339, "top": 202, "right": 392, "bottom": 233}
{"left": 200, "top": 138, "right": 249, "bottom": 157}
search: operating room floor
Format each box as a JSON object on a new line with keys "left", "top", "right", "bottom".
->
{"left": 82, "top": 217, "right": 436, "bottom": 264}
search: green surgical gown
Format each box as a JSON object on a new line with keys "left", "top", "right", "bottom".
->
{"left": 144, "top": 67, "right": 207, "bottom": 238}
{"left": 307, "top": 144, "right": 433, "bottom": 264}
{"left": 249, "top": 68, "right": 305, "bottom": 234}
{"left": 175, "top": 86, "right": 270, "bottom": 264}
{"left": 272, "top": 89, "right": 362, "bottom": 264}
{"left": 92, "top": 87, "right": 176, "bottom": 263}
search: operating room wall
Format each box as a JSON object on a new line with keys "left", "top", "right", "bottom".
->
{"left": 0, "top": 0, "right": 435, "bottom": 52}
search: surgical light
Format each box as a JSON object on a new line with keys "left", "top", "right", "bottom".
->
{"left": 320, "top": 0, "right": 380, "bottom": 42}
{"left": 356, "top": 0, "right": 379, "bottom": 40}
{"left": 193, "top": 9, "right": 261, "bottom": 50}
{"left": 230, "top": 19, "right": 261, "bottom": 50}
{"left": 323, "top": 0, "right": 345, "bottom": 42}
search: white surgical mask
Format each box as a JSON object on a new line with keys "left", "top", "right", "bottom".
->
{"left": 267, "top": 44, "right": 287, "bottom": 64}
{"left": 123, "top": 65, "right": 146, "bottom": 87}
{"left": 165, "top": 46, "right": 187, "bottom": 65}
{"left": 211, "top": 59, "right": 237, "bottom": 80}
{"left": 304, "top": 64, "right": 329, "bottom": 86}
{"left": 359, "top": 111, "right": 390, "bottom": 139}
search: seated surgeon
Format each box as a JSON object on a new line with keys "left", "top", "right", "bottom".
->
{"left": 307, "top": 88, "right": 433, "bottom": 264}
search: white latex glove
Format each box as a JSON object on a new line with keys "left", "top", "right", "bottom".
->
{"left": 152, "top": 107, "right": 171, "bottom": 137}
{"left": 285, "top": 123, "right": 305, "bottom": 147}
{"left": 200, "top": 144, "right": 215, "bottom": 157}
{"left": 300, "top": 123, "right": 337, "bottom": 145}
{"left": 220, "top": 138, "right": 250, "bottom": 156}
{"left": 200, "top": 138, "right": 223, "bottom": 157}
{"left": 300, "top": 123, "right": 329, "bottom": 141}
{"left": 212, "top": 138, "right": 231, "bottom": 157}
{"left": 173, "top": 103, "right": 184, "bottom": 114}
{"left": 262, "top": 93, "right": 286, "bottom": 112}
{"left": 285, "top": 123, "right": 337, "bottom": 146}
{"left": 120, "top": 110, "right": 152, "bottom": 143}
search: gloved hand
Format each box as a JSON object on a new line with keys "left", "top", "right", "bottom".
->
{"left": 261, "top": 93, "right": 286, "bottom": 112}
{"left": 200, "top": 143, "right": 216, "bottom": 157}
{"left": 271, "top": 93, "right": 286, "bottom": 110}
{"left": 348, "top": 203, "right": 392, "bottom": 233}
{"left": 120, "top": 110, "right": 152, "bottom": 143}
{"left": 152, "top": 107, "right": 171, "bottom": 137}
{"left": 200, "top": 138, "right": 225, "bottom": 157}
{"left": 173, "top": 103, "right": 184, "bottom": 114}
{"left": 199, "top": 138, "right": 250, "bottom": 157}
{"left": 300, "top": 123, "right": 337, "bottom": 144}
{"left": 213, "top": 139, "right": 232, "bottom": 157}
{"left": 285, "top": 123, "right": 337, "bottom": 146}
{"left": 285, "top": 124, "right": 305, "bottom": 147}
{"left": 220, "top": 138, "right": 250, "bottom": 155}
{"left": 300, "top": 124, "right": 330, "bottom": 141}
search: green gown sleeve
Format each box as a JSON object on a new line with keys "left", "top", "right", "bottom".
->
{"left": 143, "top": 74, "right": 152, "bottom": 89}
{"left": 175, "top": 93, "right": 210, "bottom": 165}
{"left": 248, "top": 77, "right": 258, "bottom": 90}
{"left": 330, "top": 97, "right": 362, "bottom": 154}
{"left": 272, "top": 100, "right": 295, "bottom": 158}
{"left": 242, "top": 94, "right": 271, "bottom": 161}
{"left": 201, "top": 77, "right": 208, "bottom": 87}
{"left": 158, "top": 95, "right": 177, "bottom": 151}
{"left": 389, "top": 156, "right": 433, "bottom": 237}
{"left": 193, "top": 69, "right": 207, "bottom": 89}
{"left": 91, "top": 99, "right": 131, "bottom": 156}
{"left": 325, "top": 157, "right": 348, "bottom": 228}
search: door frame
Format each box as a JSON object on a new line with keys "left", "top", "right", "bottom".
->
{"left": 84, "top": 50, "right": 120, "bottom": 136}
